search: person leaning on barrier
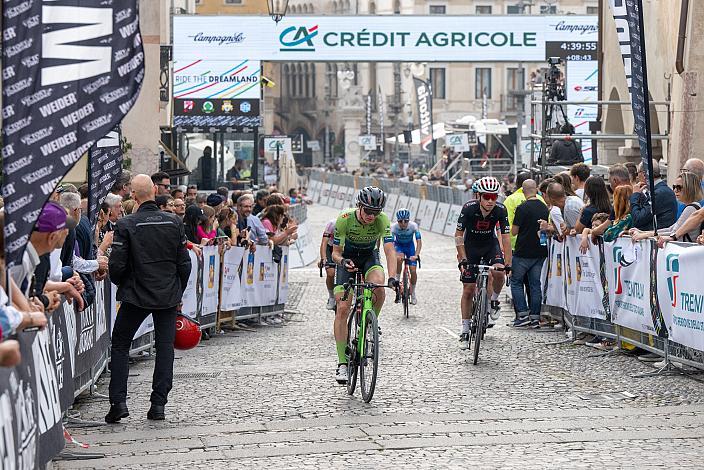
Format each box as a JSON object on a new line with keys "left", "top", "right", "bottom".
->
{"left": 236, "top": 194, "right": 269, "bottom": 247}
{"left": 105, "top": 174, "right": 192, "bottom": 424}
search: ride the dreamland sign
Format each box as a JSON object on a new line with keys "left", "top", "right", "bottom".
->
{"left": 173, "top": 15, "right": 597, "bottom": 62}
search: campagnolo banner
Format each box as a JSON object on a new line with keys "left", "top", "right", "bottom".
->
{"left": 173, "top": 15, "right": 597, "bottom": 62}
{"left": 2, "top": 0, "right": 144, "bottom": 268}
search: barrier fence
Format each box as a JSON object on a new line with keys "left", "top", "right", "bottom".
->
{"left": 309, "top": 171, "right": 704, "bottom": 371}
{"left": 0, "top": 245, "right": 292, "bottom": 469}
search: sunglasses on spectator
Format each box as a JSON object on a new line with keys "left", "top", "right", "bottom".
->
{"left": 362, "top": 207, "right": 381, "bottom": 217}
{"left": 672, "top": 184, "right": 683, "bottom": 191}
{"left": 481, "top": 193, "right": 498, "bottom": 201}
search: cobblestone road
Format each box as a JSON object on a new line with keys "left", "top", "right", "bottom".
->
{"left": 56, "top": 205, "right": 704, "bottom": 469}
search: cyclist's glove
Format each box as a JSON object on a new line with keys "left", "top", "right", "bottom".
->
{"left": 388, "top": 277, "right": 400, "bottom": 289}
{"left": 504, "top": 265, "right": 512, "bottom": 275}
{"left": 458, "top": 259, "right": 469, "bottom": 270}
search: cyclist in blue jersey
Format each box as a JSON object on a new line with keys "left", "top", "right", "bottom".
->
{"left": 391, "top": 209, "right": 422, "bottom": 305}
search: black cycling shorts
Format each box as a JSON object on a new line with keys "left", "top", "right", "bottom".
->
{"left": 460, "top": 240, "right": 505, "bottom": 284}
{"left": 325, "top": 244, "right": 334, "bottom": 264}
{"left": 334, "top": 250, "right": 383, "bottom": 294}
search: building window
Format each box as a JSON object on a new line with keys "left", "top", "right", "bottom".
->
{"left": 475, "top": 68, "right": 492, "bottom": 99}
{"left": 587, "top": 6, "right": 598, "bottom": 14}
{"left": 429, "top": 5, "right": 446, "bottom": 14}
{"left": 475, "top": 5, "right": 492, "bottom": 14}
{"left": 506, "top": 68, "right": 526, "bottom": 111}
{"left": 540, "top": 5, "right": 557, "bottom": 14}
{"left": 506, "top": 5, "right": 522, "bottom": 14}
{"left": 430, "top": 68, "right": 446, "bottom": 99}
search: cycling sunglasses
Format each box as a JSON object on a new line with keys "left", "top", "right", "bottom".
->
{"left": 398, "top": 219, "right": 410, "bottom": 223}
{"left": 362, "top": 207, "right": 381, "bottom": 217}
{"left": 481, "top": 193, "right": 498, "bottom": 201}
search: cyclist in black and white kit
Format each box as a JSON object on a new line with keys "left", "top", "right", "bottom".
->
{"left": 454, "top": 176, "right": 512, "bottom": 349}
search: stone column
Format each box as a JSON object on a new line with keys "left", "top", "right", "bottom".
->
{"left": 339, "top": 85, "right": 365, "bottom": 170}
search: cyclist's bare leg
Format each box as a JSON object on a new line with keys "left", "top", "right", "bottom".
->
{"left": 461, "top": 283, "right": 476, "bottom": 320}
{"left": 366, "top": 268, "right": 386, "bottom": 315}
{"left": 325, "top": 267, "right": 335, "bottom": 292}
{"left": 489, "top": 265, "right": 505, "bottom": 298}
{"left": 410, "top": 265, "right": 418, "bottom": 293}
{"left": 396, "top": 254, "right": 404, "bottom": 279}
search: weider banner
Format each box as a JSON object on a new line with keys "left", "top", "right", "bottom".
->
{"left": 88, "top": 127, "right": 122, "bottom": 231}
{"left": 2, "top": 0, "right": 145, "bottom": 268}
{"left": 413, "top": 77, "right": 434, "bottom": 154}
{"left": 608, "top": 0, "right": 657, "bottom": 211}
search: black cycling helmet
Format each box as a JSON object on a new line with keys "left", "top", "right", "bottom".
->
{"left": 357, "top": 186, "right": 386, "bottom": 210}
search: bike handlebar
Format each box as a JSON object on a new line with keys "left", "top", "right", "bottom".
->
{"left": 458, "top": 261, "right": 506, "bottom": 272}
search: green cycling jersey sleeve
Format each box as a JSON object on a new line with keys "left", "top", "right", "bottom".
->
{"left": 333, "top": 208, "right": 393, "bottom": 256}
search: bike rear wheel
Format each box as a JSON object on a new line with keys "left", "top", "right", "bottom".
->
{"left": 346, "top": 305, "right": 359, "bottom": 395}
{"left": 359, "top": 310, "right": 379, "bottom": 403}
{"left": 472, "top": 288, "right": 487, "bottom": 365}
{"left": 402, "top": 267, "right": 410, "bottom": 318}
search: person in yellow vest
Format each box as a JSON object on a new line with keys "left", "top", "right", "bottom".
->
{"left": 504, "top": 170, "right": 546, "bottom": 250}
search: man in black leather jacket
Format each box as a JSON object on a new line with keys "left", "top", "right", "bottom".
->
{"left": 105, "top": 174, "right": 191, "bottom": 423}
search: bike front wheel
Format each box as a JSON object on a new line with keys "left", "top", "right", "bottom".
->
{"left": 473, "top": 289, "right": 487, "bottom": 365}
{"left": 402, "top": 268, "right": 410, "bottom": 318}
{"left": 346, "top": 308, "right": 359, "bottom": 395}
{"left": 359, "top": 310, "right": 379, "bottom": 403}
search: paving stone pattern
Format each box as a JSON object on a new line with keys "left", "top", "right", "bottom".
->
{"left": 55, "top": 205, "right": 704, "bottom": 469}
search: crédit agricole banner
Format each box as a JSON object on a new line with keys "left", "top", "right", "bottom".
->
{"left": 173, "top": 15, "right": 597, "bottom": 62}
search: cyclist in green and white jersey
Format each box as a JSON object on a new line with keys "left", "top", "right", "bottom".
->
{"left": 331, "top": 186, "right": 398, "bottom": 384}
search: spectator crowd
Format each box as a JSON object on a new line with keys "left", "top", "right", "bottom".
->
{"left": 0, "top": 171, "right": 312, "bottom": 366}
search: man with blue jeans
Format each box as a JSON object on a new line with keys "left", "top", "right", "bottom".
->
{"left": 510, "top": 180, "right": 549, "bottom": 328}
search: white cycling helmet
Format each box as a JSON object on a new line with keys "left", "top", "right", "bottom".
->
{"left": 476, "top": 176, "right": 501, "bottom": 195}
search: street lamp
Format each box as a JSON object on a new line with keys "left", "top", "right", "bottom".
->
{"left": 267, "top": 0, "right": 289, "bottom": 24}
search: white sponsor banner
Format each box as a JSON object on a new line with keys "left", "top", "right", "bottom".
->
{"left": 566, "top": 60, "right": 597, "bottom": 164}
{"left": 606, "top": 239, "right": 655, "bottom": 335}
{"left": 574, "top": 239, "right": 607, "bottom": 320}
{"left": 330, "top": 184, "right": 341, "bottom": 208}
{"left": 417, "top": 199, "right": 438, "bottom": 231}
{"left": 334, "top": 185, "right": 347, "bottom": 209}
{"left": 564, "top": 237, "right": 580, "bottom": 315}
{"left": 359, "top": 135, "right": 377, "bottom": 150}
{"left": 320, "top": 182, "right": 333, "bottom": 206}
{"left": 347, "top": 186, "right": 357, "bottom": 206}
{"left": 431, "top": 202, "right": 450, "bottom": 233}
{"left": 657, "top": 243, "right": 704, "bottom": 351}
{"left": 407, "top": 197, "right": 421, "bottom": 224}
{"left": 174, "top": 15, "right": 597, "bottom": 62}
{"left": 257, "top": 248, "right": 278, "bottom": 306}
{"left": 181, "top": 250, "right": 200, "bottom": 318}
{"left": 343, "top": 186, "right": 356, "bottom": 208}
{"left": 395, "top": 195, "right": 410, "bottom": 221}
{"left": 241, "top": 249, "right": 258, "bottom": 306}
{"left": 447, "top": 133, "right": 470, "bottom": 152}
{"left": 278, "top": 246, "right": 291, "bottom": 305}
{"left": 384, "top": 192, "right": 399, "bottom": 218}
{"left": 221, "top": 247, "right": 245, "bottom": 311}
{"left": 544, "top": 239, "right": 566, "bottom": 308}
{"left": 201, "top": 246, "right": 221, "bottom": 315}
{"left": 173, "top": 59, "right": 261, "bottom": 99}
{"left": 444, "top": 204, "right": 464, "bottom": 236}
{"left": 296, "top": 222, "right": 319, "bottom": 266}
{"left": 264, "top": 137, "right": 294, "bottom": 163}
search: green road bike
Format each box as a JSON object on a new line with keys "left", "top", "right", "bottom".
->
{"left": 341, "top": 269, "right": 397, "bottom": 403}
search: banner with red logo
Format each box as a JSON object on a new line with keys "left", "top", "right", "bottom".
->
{"left": 605, "top": 239, "right": 655, "bottom": 334}
{"left": 656, "top": 243, "right": 704, "bottom": 351}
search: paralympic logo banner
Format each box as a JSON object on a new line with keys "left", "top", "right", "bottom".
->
{"left": 605, "top": 239, "right": 656, "bottom": 335}
{"left": 656, "top": 243, "right": 704, "bottom": 351}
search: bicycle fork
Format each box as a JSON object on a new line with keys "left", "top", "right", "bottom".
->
{"left": 358, "top": 289, "right": 375, "bottom": 359}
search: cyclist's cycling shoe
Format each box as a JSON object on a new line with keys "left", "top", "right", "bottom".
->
{"left": 336, "top": 364, "right": 348, "bottom": 384}
{"left": 410, "top": 292, "right": 417, "bottom": 305}
{"left": 326, "top": 297, "right": 336, "bottom": 311}
{"left": 490, "top": 300, "right": 501, "bottom": 320}
{"left": 459, "top": 332, "right": 470, "bottom": 350}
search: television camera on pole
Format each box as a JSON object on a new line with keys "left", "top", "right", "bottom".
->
{"left": 538, "top": 57, "right": 571, "bottom": 177}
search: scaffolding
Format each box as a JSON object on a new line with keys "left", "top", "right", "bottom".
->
{"left": 528, "top": 83, "right": 671, "bottom": 176}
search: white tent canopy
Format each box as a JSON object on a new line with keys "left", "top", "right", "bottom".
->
{"left": 386, "top": 116, "right": 511, "bottom": 144}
